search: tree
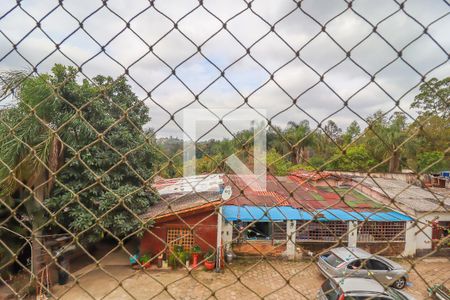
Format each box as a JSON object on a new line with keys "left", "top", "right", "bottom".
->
{"left": 0, "top": 65, "right": 158, "bottom": 284}
{"left": 342, "top": 121, "right": 361, "bottom": 145}
{"left": 404, "top": 115, "right": 449, "bottom": 171}
{"left": 312, "top": 120, "right": 343, "bottom": 163}
{"left": 44, "top": 66, "right": 158, "bottom": 243}
{"left": 266, "top": 149, "right": 293, "bottom": 176}
{"left": 411, "top": 77, "right": 449, "bottom": 118}
{"left": 330, "top": 144, "right": 375, "bottom": 171}
{"left": 0, "top": 70, "right": 65, "bottom": 283}
{"left": 362, "top": 111, "right": 408, "bottom": 172}
{"left": 284, "top": 120, "right": 313, "bottom": 164}
{"left": 416, "top": 151, "right": 448, "bottom": 173}
{"left": 323, "top": 120, "right": 342, "bottom": 143}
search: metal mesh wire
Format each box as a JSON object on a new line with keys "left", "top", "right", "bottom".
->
{"left": 0, "top": 0, "right": 449, "bottom": 299}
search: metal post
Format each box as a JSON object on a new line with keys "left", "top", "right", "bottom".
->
{"left": 215, "top": 206, "right": 223, "bottom": 271}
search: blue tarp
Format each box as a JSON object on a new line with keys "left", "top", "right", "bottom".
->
{"left": 222, "top": 205, "right": 412, "bottom": 222}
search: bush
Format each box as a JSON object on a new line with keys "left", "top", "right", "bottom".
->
{"left": 417, "top": 151, "right": 448, "bottom": 173}
{"left": 168, "top": 245, "right": 187, "bottom": 269}
{"left": 205, "top": 250, "right": 215, "bottom": 262}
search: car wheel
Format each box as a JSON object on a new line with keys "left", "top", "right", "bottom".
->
{"left": 393, "top": 277, "right": 406, "bottom": 289}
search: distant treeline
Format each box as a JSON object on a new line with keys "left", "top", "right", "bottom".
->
{"left": 155, "top": 77, "right": 449, "bottom": 177}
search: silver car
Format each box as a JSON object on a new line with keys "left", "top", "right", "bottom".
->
{"left": 317, "top": 277, "right": 416, "bottom": 300}
{"left": 317, "top": 247, "right": 409, "bottom": 289}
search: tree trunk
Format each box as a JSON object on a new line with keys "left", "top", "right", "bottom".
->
{"left": 24, "top": 174, "right": 47, "bottom": 290}
{"left": 31, "top": 227, "right": 43, "bottom": 286}
{"left": 300, "top": 147, "right": 309, "bottom": 163}
{"left": 291, "top": 147, "right": 299, "bottom": 164}
{"left": 388, "top": 150, "right": 401, "bottom": 172}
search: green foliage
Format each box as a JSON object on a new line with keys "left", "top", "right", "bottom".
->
{"left": 154, "top": 80, "right": 448, "bottom": 175}
{"left": 191, "top": 245, "right": 202, "bottom": 254}
{"left": 360, "top": 111, "right": 408, "bottom": 172}
{"left": 196, "top": 154, "right": 227, "bottom": 174}
{"left": 411, "top": 77, "right": 449, "bottom": 118}
{"left": 330, "top": 145, "right": 375, "bottom": 171}
{"left": 416, "top": 151, "right": 448, "bottom": 173}
{"left": 306, "top": 156, "right": 326, "bottom": 169}
{"left": 267, "top": 149, "right": 293, "bottom": 176}
{"left": 41, "top": 66, "right": 158, "bottom": 243}
{"left": 284, "top": 120, "right": 313, "bottom": 164}
{"left": 0, "top": 64, "right": 158, "bottom": 247}
{"left": 0, "top": 68, "right": 66, "bottom": 275}
{"left": 205, "top": 250, "right": 215, "bottom": 262}
{"left": 139, "top": 254, "right": 151, "bottom": 264}
{"left": 157, "top": 87, "right": 448, "bottom": 175}
{"left": 290, "top": 164, "right": 315, "bottom": 172}
{"left": 169, "top": 245, "right": 187, "bottom": 269}
{"left": 342, "top": 121, "right": 361, "bottom": 145}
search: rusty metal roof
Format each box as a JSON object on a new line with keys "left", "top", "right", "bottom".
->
{"left": 142, "top": 173, "right": 393, "bottom": 220}
{"left": 223, "top": 175, "right": 385, "bottom": 213}
{"left": 289, "top": 170, "right": 340, "bottom": 182}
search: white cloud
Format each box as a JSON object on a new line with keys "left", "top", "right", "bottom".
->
{"left": 0, "top": 0, "right": 448, "bottom": 139}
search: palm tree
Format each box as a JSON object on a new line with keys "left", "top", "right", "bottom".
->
{"left": 284, "top": 120, "right": 313, "bottom": 164}
{"left": 364, "top": 111, "right": 407, "bottom": 172}
{"left": 0, "top": 70, "right": 64, "bottom": 285}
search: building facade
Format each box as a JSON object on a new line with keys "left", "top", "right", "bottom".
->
{"left": 140, "top": 173, "right": 419, "bottom": 263}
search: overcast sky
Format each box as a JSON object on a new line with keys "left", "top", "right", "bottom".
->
{"left": 0, "top": 0, "right": 448, "bottom": 139}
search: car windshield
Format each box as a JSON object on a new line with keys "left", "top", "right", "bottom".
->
{"left": 325, "top": 253, "right": 344, "bottom": 268}
{"left": 321, "top": 279, "right": 340, "bottom": 300}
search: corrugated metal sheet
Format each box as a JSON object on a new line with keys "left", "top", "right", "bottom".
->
{"left": 223, "top": 205, "right": 412, "bottom": 222}
{"left": 222, "top": 205, "right": 312, "bottom": 221}
{"left": 223, "top": 175, "right": 388, "bottom": 212}
{"left": 350, "top": 211, "right": 413, "bottom": 221}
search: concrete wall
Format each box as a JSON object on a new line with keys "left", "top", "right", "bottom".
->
{"left": 221, "top": 219, "right": 233, "bottom": 253}
{"left": 402, "top": 221, "right": 416, "bottom": 257}
{"left": 232, "top": 241, "right": 286, "bottom": 257}
{"left": 348, "top": 221, "right": 358, "bottom": 247}
{"left": 357, "top": 242, "right": 405, "bottom": 256}
{"left": 415, "top": 212, "right": 450, "bottom": 252}
{"left": 284, "top": 220, "right": 296, "bottom": 259}
{"left": 295, "top": 241, "right": 346, "bottom": 254}
{"left": 331, "top": 171, "right": 420, "bottom": 184}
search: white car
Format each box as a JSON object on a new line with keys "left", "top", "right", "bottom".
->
{"left": 317, "top": 277, "right": 416, "bottom": 300}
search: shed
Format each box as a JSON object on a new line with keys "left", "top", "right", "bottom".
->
{"left": 139, "top": 174, "right": 223, "bottom": 260}
{"left": 346, "top": 176, "right": 450, "bottom": 256}
{"left": 139, "top": 173, "right": 415, "bottom": 265}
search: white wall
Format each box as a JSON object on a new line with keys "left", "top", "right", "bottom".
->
{"left": 283, "top": 220, "right": 296, "bottom": 259}
{"left": 402, "top": 221, "right": 416, "bottom": 257}
{"left": 221, "top": 218, "right": 233, "bottom": 253}
{"left": 415, "top": 212, "right": 450, "bottom": 251}
{"left": 347, "top": 221, "right": 358, "bottom": 247}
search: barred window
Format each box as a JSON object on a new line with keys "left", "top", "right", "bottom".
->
{"left": 231, "top": 221, "right": 286, "bottom": 241}
{"left": 296, "top": 221, "right": 349, "bottom": 242}
{"left": 272, "top": 222, "right": 288, "bottom": 241}
{"left": 358, "top": 222, "right": 406, "bottom": 242}
{"left": 166, "top": 228, "right": 194, "bottom": 251}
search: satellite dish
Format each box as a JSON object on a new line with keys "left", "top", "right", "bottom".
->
{"left": 222, "top": 185, "right": 232, "bottom": 200}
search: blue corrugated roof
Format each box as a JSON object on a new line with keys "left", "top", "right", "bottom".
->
{"left": 222, "top": 205, "right": 312, "bottom": 221}
{"left": 222, "top": 205, "right": 412, "bottom": 222}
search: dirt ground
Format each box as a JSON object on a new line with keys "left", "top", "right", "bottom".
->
{"left": 44, "top": 248, "right": 450, "bottom": 300}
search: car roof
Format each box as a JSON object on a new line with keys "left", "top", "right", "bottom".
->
{"left": 330, "top": 247, "right": 372, "bottom": 261}
{"left": 334, "top": 277, "right": 387, "bottom": 294}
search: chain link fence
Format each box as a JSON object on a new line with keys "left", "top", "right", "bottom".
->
{"left": 0, "top": 0, "right": 449, "bottom": 299}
